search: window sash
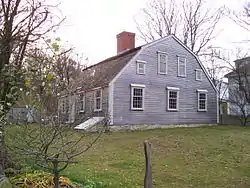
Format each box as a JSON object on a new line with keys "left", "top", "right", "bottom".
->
{"left": 196, "top": 69, "right": 202, "bottom": 80}
{"left": 79, "top": 93, "right": 85, "bottom": 112}
{"left": 137, "top": 62, "right": 145, "bottom": 74}
{"left": 94, "top": 89, "right": 102, "bottom": 111}
{"left": 178, "top": 57, "right": 186, "bottom": 77}
{"left": 158, "top": 52, "right": 168, "bottom": 74}
{"left": 167, "top": 90, "right": 179, "bottom": 111}
{"left": 131, "top": 87, "right": 144, "bottom": 110}
{"left": 198, "top": 92, "right": 207, "bottom": 111}
{"left": 61, "top": 97, "right": 68, "bottom": 113}
{"left": 62, "top": 100, "right": 65, "bottom": 113}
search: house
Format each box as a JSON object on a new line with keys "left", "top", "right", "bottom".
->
{"left": 7, "top": 97, "right": 38, "bottom": 123}
{"left": 225, "top": 57, "right": 250, "bottom": 116}
{"left": 59, "top": 31, "right": 218, "bottom": 127}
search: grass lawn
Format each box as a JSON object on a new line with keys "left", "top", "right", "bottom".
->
{"left": 59, "top": 126, "right": 250, "bottom": 188}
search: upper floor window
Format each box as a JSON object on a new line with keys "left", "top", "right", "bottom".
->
{"left": 178, "top": 56, "right": 186, "bottom": 77}
{"left": 157, "top": 51, "right": 168, "bottom": 74}
{"left": 79, "top": 92, "right": 85, "bottom": 112}
{"left": 136, "top": 60, "right": 146, "bottom": 75}
{"left": 196, "top": 69, "right": 202, "bottom": 81}
{"left": 94, "top": 89, "right": 102, "bottom": 112}
{"left": 167, "top": 87, "right": 179, "bottom": 111}
{"left": 131, "top": 84, "right": 145, "bottom": 110}
{"left": 197, "top": 89, "right": 207, "bottom": 111}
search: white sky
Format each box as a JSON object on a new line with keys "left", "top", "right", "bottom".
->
{"left": 54, "top": 0, "right": 250, "bottom": 65}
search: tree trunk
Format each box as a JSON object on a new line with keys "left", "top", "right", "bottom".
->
{"left": 0, "top": 122, "right": 5, "bottom": 176}
{"left": 53, "top": 160, "right": 60, "bottom": 188}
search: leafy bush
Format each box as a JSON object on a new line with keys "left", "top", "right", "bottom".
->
{"left": 4, "top": 168, "right": 18, "bottom": 177}
{"left": 83, "top": 179, "right": 110, "bottom": 188}
{"left": 9, "top": 171, "right": 81, "bottom": 188}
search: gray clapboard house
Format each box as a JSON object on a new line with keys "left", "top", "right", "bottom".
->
{"left": 59, "top": 31, "right": 218, "bottom": 127}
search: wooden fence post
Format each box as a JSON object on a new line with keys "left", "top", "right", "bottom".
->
{"left": 144, "top": 140, "right": 152, "bottom": 188}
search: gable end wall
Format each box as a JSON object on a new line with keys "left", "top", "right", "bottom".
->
{"left": 112, "top": 36, "right": 217, "bottom": 125}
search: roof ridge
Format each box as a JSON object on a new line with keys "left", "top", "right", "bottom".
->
{"left": 82, "top": 46, "right": 142, "bottom": 72}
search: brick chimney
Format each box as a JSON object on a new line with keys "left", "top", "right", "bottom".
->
{"left": 116, "top": 31, "right": 135, "bottom": 54}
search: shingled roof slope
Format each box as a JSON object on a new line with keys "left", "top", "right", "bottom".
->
{"left": 77, "top": 46, "right": 141, "bottom": 91}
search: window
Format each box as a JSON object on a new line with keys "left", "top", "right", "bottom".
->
{"left": 167, "top": 87, "right": 179, "bottom": 111}
{"left": 131, "top": 84, "right": 145, "bottom": 110}
{"left": 158, "top": 51, "right": 168, "bottom": 74}
{"left": 197, "top": 89, "right": 207, "bottom": 111}
{"left": 94, "top": 89, "right": 102, "bottom": 111}
{"left": 136, "top": 60, "right": 146, "bottom": 75}
{"left": 196, "top": 69, "right": 202, "bottom": 81}
{"left": 178, "top": 56, "right": 186, "bottom": 77}
{"left": 61, "top": 98, "right": 66, "bottom": 113}
{"left": 60, "top": 97, "right": 68, "bottom": 114}
{"left": 79, "top": 93, "right": 85, "bottom": 112}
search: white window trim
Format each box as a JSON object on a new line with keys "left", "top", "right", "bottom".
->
{"left": 130, "top": 83, "right": 146, "bottom": 88}
{"left": 157, "top": 51, "right": 168, "bottom": 75}
{"left": 166, "top": 86, "right": 180, "bottom": 91}
{"left": 94, "top": 88, "right": 102, "bottom": 112}
{"left": 195, "top": 69, "right": 202, "bottom": 81}
{"left": 197, "top": 89, "right": 208, "bottom": 93}
{"left": 136, "top": 60, "right": 147, "bottom": 63}
{"left": 136, "top": 60, "right": 146, "bottom": 75}
{"left": 167, "top": 87, "right": 179, "bottom": 111}
{"left": 130, "top": 84, "right": 145, "bottom": 111}
{"left": 177, "top": 56, "right": 186, "bottom": 77}
{"left": 78, "top": 92, "right": 85, "bottom": 113}
{"left": 197, "top": 90, "right": 207, "bottom": 112}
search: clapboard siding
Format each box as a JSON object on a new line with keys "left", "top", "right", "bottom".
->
{"left": 75, "top": 87, "right": 109, "bottom": 121}
{"left": 112, "top": 36, "right": 217, "bottom": 125}
{"left": 60, "top": 87, "right": 109, "bottom": 124}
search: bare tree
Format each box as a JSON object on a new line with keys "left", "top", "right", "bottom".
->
{"left": 136, "top": 0, "right": 180, "bottom": 43}
{"left": 229, "top": 1, "right": 250, "bottom": 32}
{"left": 0, "top": 0, "right": 63, "bottom": 176}
{"left": 204, "top": 49, "right": 228, "bottom": 100}
{"left": 135, "top": 0, "right": 224, "bottom": 55}
{"left": 5, "top": 43, "right": 106, "bottom": 188}
{"left": 211, "top": 47, "right": 250, "bottom": 125}
{"left": 6, "top": 121, "right": 104, "bottom": 188}
{"left": 227, "top": 64, "right": 250, "bottom": 125}
{"left": 23, "top": 39, "right": 84, "bottom": 118}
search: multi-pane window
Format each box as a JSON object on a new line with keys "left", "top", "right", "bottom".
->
{"left": 61, "top": 98, "right": 66, "bottom": 113}
{"left": 94, "top": 89, "right": 102, "bottom": 111}
{"left": 167, "top": 87, "right": 179, "bottom": 111}
{"left": 136, "top": 60, "right": 146, "bottom": 75}
{"left": 196, "top": 69, "right": 202, "bottom": 81}
{"left": 158, "top": 52, "right": 168, "bottom": 74}
{"left": 79, "top": 93, "right": 85, "bottom": 112}
{"left": 178, "top": 57, "right": 186, "bottom": 77}
{"left": 131, "top": 84, "right": 145, "bottom": 110}
{"left": 61, "top": 97, "right": 68, "bottom": 114}
{"left": 197, "top": 90, "right": 207, "bottom": 111}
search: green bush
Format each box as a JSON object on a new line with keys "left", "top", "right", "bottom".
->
{"left": 83, "top": 179, "right": 110, "bottom": 188}
{"left": 4, "top": 168, "right": 18, "bottom": 177}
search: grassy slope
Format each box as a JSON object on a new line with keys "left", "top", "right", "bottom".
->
{"left": 61, "top": 126, "right": 250, "bottom": 188}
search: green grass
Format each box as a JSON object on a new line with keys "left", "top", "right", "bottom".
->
{"left": 58, "top": 126, "right": 250, "bottom": 187}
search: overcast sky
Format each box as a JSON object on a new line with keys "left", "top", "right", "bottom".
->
{"left": 55, "top": 0, "right": 250, "bottom": 65}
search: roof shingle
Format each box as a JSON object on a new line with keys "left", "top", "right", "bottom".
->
{"left": 77, "top": 46, "right": 141, "bottom": 91}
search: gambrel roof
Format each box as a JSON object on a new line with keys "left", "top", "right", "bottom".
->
{"left": 75, "top": 34, "right": 217, "bottom": 93}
